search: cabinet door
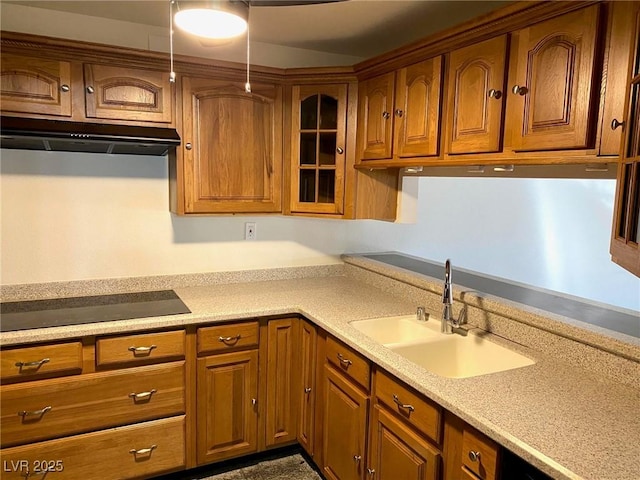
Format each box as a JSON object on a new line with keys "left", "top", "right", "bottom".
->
{"left": 297, "top": 319, "right": 317, "bottom": 456}
{"left": 508, "top": 5, "right": 600, "bottom": 151}
{"left": 395, "top": 57, "right": 443, "bottom": 158}
{"left": 265, "top": 318, "right": 296, "bottom": 447}
{"left": 0, "top": 53, "right": 72, "bottom": 117}
{"left": 291, "top": 84, "right": 347, "bottom": 214}
{"left": 182, "top": 77, "right": 283, "bottom": 213}
{"left": 368, "top": 405, "right": 441, "bottom": 480}
{"left": 447, "top": 35, "right": 508, "bottom": 154}
{"left": 611, "top": 4, "right": 640, "bottom": 277}
{"left": 323, "top": 365, "right": 368, "bottom": 480}
{"left": 196, "top": 350, "right": 258, "bottom": 464}
{"left": 84, "top": 64, "right": 173, "bottom": 123}
{"left": 358, "top": 72, "right": 395, "bottom": 160}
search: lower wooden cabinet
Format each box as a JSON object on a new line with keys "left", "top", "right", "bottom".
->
{"left": 322, "top": 364, "right": 369, "bottom": 480}
{"left": 368, "top": 405, "right": 441, "bottom": 480}
{"left": 196, "top": 349, "right": 259, "bottom": 464}
{"left": 297, "top": 319, "right": 318, "bottom": 456}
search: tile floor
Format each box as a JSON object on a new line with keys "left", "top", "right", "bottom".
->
{"left": 161, "top": 450, "right": 323, "bottom": 480}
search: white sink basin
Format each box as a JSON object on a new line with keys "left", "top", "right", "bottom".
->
{"left": 350, "top": 314, "right": 441, "bottom": 346}
{"left": 350, "top": 314, "right": 535, "bottom": 378}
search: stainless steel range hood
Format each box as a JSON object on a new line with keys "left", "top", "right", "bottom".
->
{"left": 0, "top": 116, "right": 181, "bottom": 156}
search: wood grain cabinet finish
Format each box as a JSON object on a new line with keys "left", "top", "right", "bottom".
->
{"left": 358, "top": 72, "right": 395, "bottom": 160}
{"left": 1, "top": 361, "right": 185, "bottom": 448}
{"left": 367, "top": 405, "right": 441, "bottom": 480}
{"left": 264, "top": 318, "right": 296, "bottom": 447}
{"left": 83, "top": 63, "right": 173, "bottom": 123}
{"left": 461, "top": 426, "right": 500, "bottom": 480}
{"left": 1, "top": 341, "right": 82, "bottom": 382}
{"left": 297, "top": 319, "right": 317, "bottom": 456}
{"left": 180, "top": 77, "right": 283, "bottom": 214}
{"left": 0, "top": 53, "right": 72, "bottom": 117}
{"left": 507, "top": 5, "right": 601, "bottom": 151}
{"left": 96, "top": 330, "right": 185, "bottom": 367}
{"left": 326, "top": 335, "right": 371, "bottom": 392}
{"left": 197, "top": 321, "right": 260, "bottom": 354}
{"left": 0, "top": 416, "right": 186, "bottom": 480}
{"left": 322, "top": 365, "right": 369, "bottom": 480}
{"left": 446, "top": 35, "right": 508, "bottom": 154}
{"left": 196, "top": 349, "right": 259, "bottom": 464}
{"left": 611, "top": 2, "right": 640, "bottom": 277}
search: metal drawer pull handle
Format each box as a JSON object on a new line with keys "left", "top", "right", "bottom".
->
{"left": 19, "top": 406, "right": 52, "bottom": 418}
{"left": 129, "top": 445, "right": 157, "bottom": 456}
{"left": 15, "top": 358, "right": 50, "bottom": 369}
{"left": 337, "top": 353, "right": 352, "bottom": 367}
{"left": 218, "top": 334, "right": 241, "bottom": 343}
{"left": 392, "top": 394, "right": 415, "bottom": 412}
{"left": 128, "top": 345, "right": 157, "bottom": 355}
{"left": 304, "top": 387, "right": 312, "bottom": 393}
{"left": 353, "top": 455, "right": 362, "bottom": 463}
{"left": 468, "top": 450, "right": 481, "bottom": 462}
{"left": 129, "top": 389, "right": 157, "bottom": 401}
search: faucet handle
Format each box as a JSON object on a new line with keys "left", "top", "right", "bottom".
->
{"left": 416, "top": 307, "right": 428, "bottom": 322}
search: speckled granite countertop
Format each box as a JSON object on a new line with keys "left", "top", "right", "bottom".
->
{"left": 1, "top": 262, "right": 639, "bottom": 480}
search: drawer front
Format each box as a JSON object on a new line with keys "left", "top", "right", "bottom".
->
{"left": 1, "top": 342, "right": 82, "bottom": 382}
{"left": 197, "top": 321, "right": 259, "bottom": 354}
{"left": 1, "top": 361, "right": 185, "bottom": 447}
{"left": 375, "top": 369, "right": 442, "bottom": 444}
{"left": 462, "top": 426, "right": 500, "bottom": 480}
{"left": 326, "top": 335, "right": 370, "bottom": 392}
{"left": 0, "top": 416, "right": 185, "bottom": 480}
{"left": 96, "top": 330, "right": 185, "bottom": 367}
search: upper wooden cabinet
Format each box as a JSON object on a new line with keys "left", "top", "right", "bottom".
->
{"left": 446, "top": 35, "right": 508, "bottom": 155}
{"left": 507, "top": 5, "right": 600, "bottom": 151}
{"left": 83, "top": 64, "right": 173, "bottom": 124}
{"left": 0, "top": 53, "right": 72, "bottom": 117}
{"left": 611, "top": 2, "right": 640, "bottom": 277}
{"left": 179, "top": 77, "right": 283, "bottom": 214}
{"left": 357, "top": 56, "right": 443, "bottom": 163}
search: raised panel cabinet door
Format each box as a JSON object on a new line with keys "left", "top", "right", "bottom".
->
{"left": 196, "top": 350, "right": 258, "bottom": 464}
{"left": 291, "top": 84, "right": 347, "bottom": 214}
{"left": 182, "top": 77, "right": 283, "bottom": 214}
{"left": 509, "top": 5, "right": 600, "bottom": 151}
{"left": 368, "top": 405, "right": 441, "bottom": 480}
{"left": 84, "top": 64, "right": 173, "bottom": 123}
{"left": 297, "top": 319, "right": 317, "bottom": 456}
{"left": 395, "top": 56, "right": 443, "bottom": 158}
{"left": 322, "top": 365, "right": 368, "bottom": 480}
{"left": 265, "top": 318, "right": 296, "bottom": 447}
{"left": 446, "top": 35, "right": 508, "bottom": 154}
{"left": 0, "top": 53, "right": 72, "bottom": 117}
{"left": 358, "top": 72, "right": 395, "bottom": 160}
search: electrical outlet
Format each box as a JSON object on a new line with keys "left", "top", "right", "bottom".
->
{"left": 245, "top": 222, "right": 257, "bottom": 241}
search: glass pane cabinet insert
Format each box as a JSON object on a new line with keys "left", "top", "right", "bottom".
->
{"left": 291, "top": 85, "right": 347, "bottom": 214}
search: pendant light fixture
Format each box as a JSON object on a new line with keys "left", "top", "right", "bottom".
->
{"left": 173, "top": 1, "right": 248, "bottom": 39}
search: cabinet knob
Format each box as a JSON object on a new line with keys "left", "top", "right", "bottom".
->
{"left": 86, "top": 86, "right": 95, "bottom": 94}
{"left": 60, "top": 84, "right": 70, "bottom": 93}
{"left": 251, "top": 398, "right": 257, "bottom": 406}
{"left": 336, "top": 147, "right": 344, "bottom": 155}
{"left": 382, "top": 111, "right": 391, "bottom": 119}
{"left": 185, "top": 143, "right": 193, "bottom": 150}
{"left": 353, "top": 455, "right": 362, "bottom": 463}
{"left": 394, "top": 109, "right": 403, "bottom": 118}
{"left": 611, "top": 118, "right": 624, "bottom": 131}
{"left": 488, "top": 88, "right": 502, "bottom": 99}
{"left": 367, "top": 468, "right": 376, "bottom": 476}
{"left": 511, "top": 85, "right": 528, "bottom": 96}
{"left": 304, "top": 387, "right": 312, "bottom": 393}
{"left": 468, "top": 450, "right": 481, "bottom": 462}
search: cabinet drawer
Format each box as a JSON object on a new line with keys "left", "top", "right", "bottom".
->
{"left": 462, "top": 426, "right": 500, "bottom": 480}
{"left": 375, "top": 369, "right": 442, "bottom": 444}
{"left": 0, "top": 416, "right": 185, "bottom": 480}
{"left": 1, "top": 361, "right": 185, "bottom": 447}
{"left": 197, "top": 321, "right": 259, "bottom": 354}
{"left": 1, "top": 341, "right": 82, "bottom": 382}
{"left": 326, "top": 335, "right": 370, "bottom": 392}
{"left": 96, "top": 330, "right": 185, "bottom": 367}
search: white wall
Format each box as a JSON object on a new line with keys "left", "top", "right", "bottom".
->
{"left": 1, "top": 151, "right": 639, "bottom": 312}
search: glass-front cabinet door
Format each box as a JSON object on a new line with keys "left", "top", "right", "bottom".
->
{"left": 291, "top": 85, "right": 347, "bottom": 214}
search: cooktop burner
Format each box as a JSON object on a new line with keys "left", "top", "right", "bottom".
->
{"left": 0, "top": 290, "right": 191, "bottom": 332}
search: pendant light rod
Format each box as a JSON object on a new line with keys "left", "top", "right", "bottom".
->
{"left": 245, "top": 3, "right": 251, "bottom": 93}
{"left": 169, "top": 0, "right": 176, "bottom": 83}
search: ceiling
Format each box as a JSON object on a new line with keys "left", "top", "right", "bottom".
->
{"left": 4, "top": 0, "right": 509, "bottom": 59}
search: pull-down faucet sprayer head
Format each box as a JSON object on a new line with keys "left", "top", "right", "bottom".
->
{"left": 443, "top": 259, "right": 453, "bottom": 305}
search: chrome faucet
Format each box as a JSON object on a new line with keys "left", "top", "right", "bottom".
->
{"left": 442, "top": 259, "right": 455, "bottom": 334}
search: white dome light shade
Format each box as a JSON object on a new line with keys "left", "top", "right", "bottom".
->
{"left": 174, "top": 7, "right": 247, "bottom": 39}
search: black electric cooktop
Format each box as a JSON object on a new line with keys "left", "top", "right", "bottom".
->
{"left": 0, "top": 290, "right": 191, "bottom": 332}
